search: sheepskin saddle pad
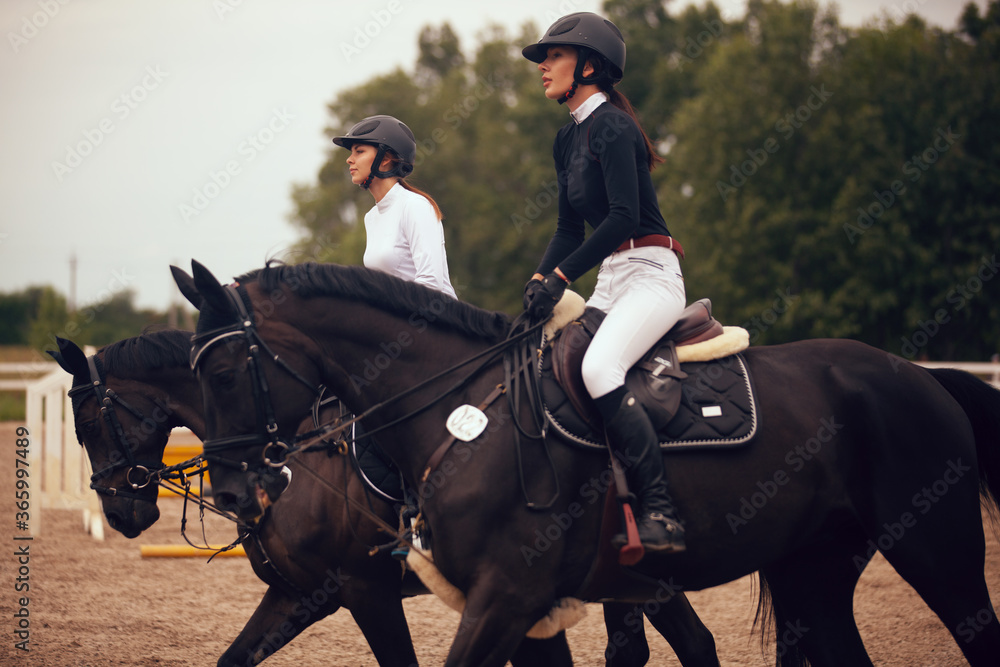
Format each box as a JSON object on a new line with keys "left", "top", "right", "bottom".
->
{"left": 539, "top": 293, "right": 758, "bottom": 451}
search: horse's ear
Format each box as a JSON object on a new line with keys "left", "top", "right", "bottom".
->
{"left": 171, "top": 265, "right": 202, "bottom": 310}
{"left": 190, "top": 260, "right": 235, "bottom": 317}
{"left": 47, "top": 337, "right": 88, "bottom": 378}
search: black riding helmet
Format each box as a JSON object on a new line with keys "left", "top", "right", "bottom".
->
{"left": 332, "top": 114, "right": 416, "bottom": 189}
{"left": 522, "top": 12, "right": 626, "bottom": 103}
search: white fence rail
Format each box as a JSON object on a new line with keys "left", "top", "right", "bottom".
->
{"left": 0, "top": 361, "right": 59, "bottom": 390}
{"left": 914, "top": 361, "right": 1000, "bottom": 389}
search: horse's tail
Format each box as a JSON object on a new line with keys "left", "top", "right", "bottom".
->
{"left": 927, "top": 368, "right": 1000, "bottom": 521}
{"left": 754, "top": 573, "right": 809, "bottom": 667}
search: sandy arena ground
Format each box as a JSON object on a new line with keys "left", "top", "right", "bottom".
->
{"left": 1, "top": 422, "right": 998, "bottom": 666}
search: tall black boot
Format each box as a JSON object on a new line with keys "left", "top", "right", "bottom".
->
{"left": 603, "top": 391, "right": 686, "bottom": 554}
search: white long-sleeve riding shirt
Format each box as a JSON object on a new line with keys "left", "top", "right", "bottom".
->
{"left": 363, "top": 182, "right": 457, "bottom": 298}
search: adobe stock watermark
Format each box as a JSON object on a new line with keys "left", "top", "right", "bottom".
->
{"left": 339, "top": 0, "right": 405, "bottom": 63}
{"left": 741, "top": 288, "right": 799, "bottom": 344}
{"left": 726, "top": 415, "right": 844, "bottom": 534}
{"left": 242, "top": 566, "right": 351, "bottom": 664}
{"left": 212, "top": 0, "right": 248, "bottom": 20}
{"left": 8, "top": 0, "right": 72, "bottom": 53}
{"left": 543, "top": 0, "right": 591, "bottom": 20}
{"left": 843, "top": 127, "right": 960, "bottom": 244}
{"left": 51, "top": 65, "right": 169, "bottom": 182}
{"left": 716, "top": 85, "right": 833, "bottom": 201}
{"left": 884, "top": 0, "right": 932, "bottom": 23}
{"left": 889, "top": 253, "right": 998, "bottom": 370}
{"left": 521, "top": 449, "right": 636, "bottom": 566}
{"left": 347, "top": 295, "right": 455, "bottom": 391}
{"left": 605, "top": 578, "right": 685, "bottom": 660}
{"left": 510, "top": 180, "right": 559, "bottom": 235}
{"left": 412, "top": 73, "right": 501, "bottom": 168}
{"left": 510, "top": 112, "right": 631, "bottom": 233}
{"left": 42, "top": 267, "right": 136, "bottom": 349}
{"left": 956, "top": 607, "right": 996, "bottom": 645}
{"left": 178, "top": 107, "right": 295, "bottom": 223}
{"left": 670, "top": 17, "right": 726, "bottom": 71}
{"left": 852, "top": 458, "right": 972, "bottom": 571}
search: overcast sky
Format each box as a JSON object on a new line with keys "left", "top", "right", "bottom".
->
{"left": 0, "top": 0, "right": 977, "bottom": 311}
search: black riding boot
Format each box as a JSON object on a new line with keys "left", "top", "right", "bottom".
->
{"left": 603, "top": 391, "right": 686, "bottom": 554}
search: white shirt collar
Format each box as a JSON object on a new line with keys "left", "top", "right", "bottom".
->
{"left": 570, "top": 92, "right": 609, "bottom": 125}
{"left": 375, "top": 181, "right": 403, "bottom": 213}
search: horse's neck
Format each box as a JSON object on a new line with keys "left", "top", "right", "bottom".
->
{"left": 306, "top": 307, "right": 495, "bottom": 482}
{"left": 312, "top": 308, "right": 487, "bottom": 407}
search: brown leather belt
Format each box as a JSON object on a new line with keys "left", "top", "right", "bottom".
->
{"left": 616, "top": 234, "right": 685, "bottom": 259}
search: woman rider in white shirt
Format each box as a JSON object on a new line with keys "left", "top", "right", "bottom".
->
{"left": 332, "top": 115, "right": 455, "bottom": 557}
{"left": 333, "top": 115, "right": 456, "bottom": 298}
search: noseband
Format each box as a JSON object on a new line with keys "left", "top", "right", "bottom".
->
{"left": 190, "top": 284, "right": 324, "bottom": 473}
{"left": 70, "top": 355, "right": 171, "bottom": 501}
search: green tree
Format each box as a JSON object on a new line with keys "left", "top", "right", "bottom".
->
{"left": 16, "top": 286, "right": 166, "bottom": 354}
{"left": 0, "top": 287, "right": 48, "bottom": 344}
{"left": 659, "top": 0, "right": 999, "bottom": 359}
{"left": 27, "top": 286, "right": 69, "bottom": 352}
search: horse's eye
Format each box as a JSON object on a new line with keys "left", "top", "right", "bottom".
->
{"left": 81, "top": 420, "right": 100, "bottom": 436}
{"left": 211, "top": 370, "right": 236, "bottom": 389}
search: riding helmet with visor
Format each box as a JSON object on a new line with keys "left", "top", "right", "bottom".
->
{"left": 332, "top": 114, "right": 416, "bottom": 189}
{"left": 522, "top": 12, "right": 626, "bottom": 103}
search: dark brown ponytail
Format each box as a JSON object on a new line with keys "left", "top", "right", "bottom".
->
{"left": 604, "top": 85, "right": 664, "bottom": 171}
{"left": 383, "top": 153, "right": 443, "bottom": 220}
{"left": 583, "top": 47, "right": 663, "bottom": 171}
{"left": 399, "top": 180, "right": 443, "bottom": 220}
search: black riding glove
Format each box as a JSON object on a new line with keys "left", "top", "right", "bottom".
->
{"left": 524, "top": 273, "right": 568, "bottom": 320}
{"left": 523, "top": 278, "right": 543, "bottom": 311}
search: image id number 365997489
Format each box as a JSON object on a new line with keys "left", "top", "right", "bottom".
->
{"left": 13, "top": 425, "right": 32, "bottom": 652}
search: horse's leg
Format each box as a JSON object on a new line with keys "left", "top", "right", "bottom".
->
{"left": 641, "top": 595, "right": 720, "bottom": 667}
{"left": 443, "top": 580, "right": 559, "bottom": 667}
{"left": 217, "top": 584, "right": 337, "bottom": 667}
{"left": 510, "top": 633, "right": 574, "bottom": 667}
{"left": 602, "top": 597, "right": 720, "bottom": 667}
{"left": 760, "top": 534, "right": 873, "bottom": 667}
{"left": 868, "top": 495, "right": 1000, "bottom": 665}
{"left": 603, "top": 602, "right": 650, "bottom": 667}
{"left": 346, "top": 587, "right": 418, "bottom": 667}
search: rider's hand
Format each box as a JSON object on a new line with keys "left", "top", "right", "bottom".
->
{"left": 524, "top": 272, "right": 568, "bottom": 320}
{"left": 523, "top": 278, "right": 544, "bottom": 311}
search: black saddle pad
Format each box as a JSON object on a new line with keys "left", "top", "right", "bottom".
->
{"left": 539, "top": 348, "right": 758, "bottom": 451}
{"left": 350, "top": 421, "right": 405, "bottom": 502}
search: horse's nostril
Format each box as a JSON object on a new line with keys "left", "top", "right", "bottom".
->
{"left": 105, "top": 511, "right": 124, "bottom": 530}
{"left": 213, "top": 492, "right": 242, "bottom": 513}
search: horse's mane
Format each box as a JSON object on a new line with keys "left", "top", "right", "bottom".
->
{"left": 236, "top": 262, "right": 512, "bottom": 343}
{"left": 99, "top": 329, "right": 193, "bottom": 377}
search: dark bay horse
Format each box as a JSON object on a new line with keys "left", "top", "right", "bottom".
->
{"left": 50, "top": 331, "right": 719, "bottom": 666}
{"left": 174, "top": 259, "right": 1000, "bottom": 667}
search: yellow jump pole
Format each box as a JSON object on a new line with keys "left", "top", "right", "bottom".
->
{"left": 140, "top": 544, "right": 246, "bottom": 558}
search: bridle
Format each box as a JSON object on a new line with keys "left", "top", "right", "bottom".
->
{"left": 70, "top": 355, "right": 171, "bottom": 501}
{"left": 189, "top": 283, "right": 325, "bottom": 473}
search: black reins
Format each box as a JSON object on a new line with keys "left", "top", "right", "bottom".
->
{"left": 69, "top": 355, "right": 171, "bottom": 501}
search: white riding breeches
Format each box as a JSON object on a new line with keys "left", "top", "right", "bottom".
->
{"left": 581, "top": 246, "right": 686, "bottom": 399}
